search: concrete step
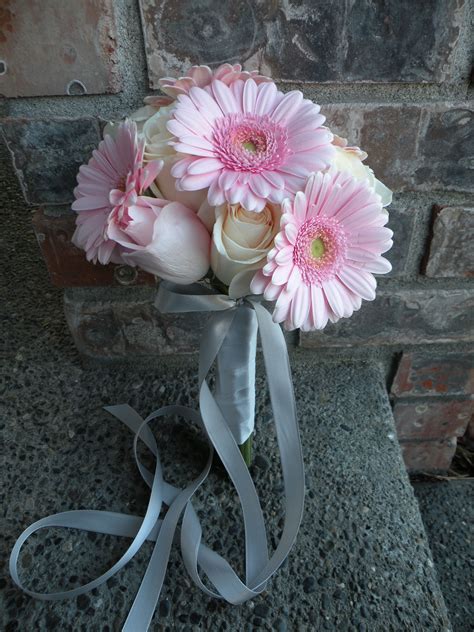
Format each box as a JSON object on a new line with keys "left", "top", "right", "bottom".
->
{"left": 414, "top": 480, "right": 474, "bottom": 632}
{"left": 2, "top": 353, "right": 451, "bottom": 631}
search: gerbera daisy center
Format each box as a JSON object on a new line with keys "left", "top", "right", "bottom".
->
{"left": 212, "top": 113, "right": 290, "bottom": 173}
{"left": 294, "top": 217, "right": 347, "bottom": 286}
{"left": 310, "top": 237, "right": 325, "bottom": 259}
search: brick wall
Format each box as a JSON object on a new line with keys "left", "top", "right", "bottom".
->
{"left": 1, "top": 0, "right": 473, "bottom": 472}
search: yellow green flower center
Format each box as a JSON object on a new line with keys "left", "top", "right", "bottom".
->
{"left": 242, "top": 140, "right": 257, "bottom": 153}
{"left": 310, "top": 237, "right": 326, "bottom": 259}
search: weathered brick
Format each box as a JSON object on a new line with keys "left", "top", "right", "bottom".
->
{"left": 1, "top": 118, "right": 100, "bottom": 205}
{"left": 32, "top": 209, "right": 155, "bottom": 288}
{"left": 394, "top": 399, "right": 472, "bottom": 440}
{"left": 425, "top": 207, "right": 474, "bottom": 278}
{"left": 385, "top": 205, "right": 417, "bottom": 277}
{"left": 300, "top": 289, "right": 474, "bottom": 348}
{"left": 64, "top": 287, "right": 209, "bottom": 359}
{"left": 400, "top": 438, "right": 457, "bottom": 472}
{"left": 325, "top": 103, "right": 473, "bottom": 193}
{"left": 391, "top": 352, "right": 474, "bottom": 398}
{"left": 414, "top": 108, "right": 474, "bottom": 192}
{"left": 139, "top": 0, "right": 466, "bottom": 86}
{"left": 0, "top": 0, "right": 120, "bottom": 97}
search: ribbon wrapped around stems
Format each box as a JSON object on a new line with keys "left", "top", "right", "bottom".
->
{"left": 9, "top": 281, "right": 305, "bottom": 632}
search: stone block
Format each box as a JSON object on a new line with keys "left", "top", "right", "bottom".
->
{"left": 1, "top": 118, "right": 100, "bottom": 205}
{"left": 32, "top": 209, "right": 155, "bottom": 288}
{"left": 394, "top": 399, "right": 473, "bottom": 440}
{"left": 138, "top": 0, "right": 466, "bottom": 86}
{"left": 64, "top": 287, "right": 209, "bottom": 359}
{"left": 325, "top": 103, "right": 473, "bottom": 193}
{"left": 414, "top": 108, "right": 474, "bottom": 192}
{"left": 384, "top": 205, "right": 417, "bottom": 277}
{"left": 425, "top": 206, "right": 474, "bottom": 278}
{"left": 300, "top": 289, "right": 474, "bottom": 348}
{"left": 400, "top": 438, "right": 457, "bottom": 473}
{"left": 391, "top": 352, "right": 474, "bottom": 398}
{"left": 0, "top": 0, "right": 120, "bottom": 97}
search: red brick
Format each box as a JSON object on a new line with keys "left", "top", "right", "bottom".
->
{"left": 400, "top": 438, "right": 457, "bottom": 472}
{"left": 32, "top": 209, "right": 155, "bottom": 288}
{"left": 425, "top": 207, "right": 474, "bottom": 278}
{"left": 394, "top": 399, "right": 472, "bottom": 440}
{"left": 0, "top": 0, "right": 120, "bottom": 97}
{"left": 391, "top": 352, "right": 474, "bottom": 398}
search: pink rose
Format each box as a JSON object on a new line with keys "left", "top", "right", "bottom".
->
{"left": 106, "top": 194, "right": 210, "bottom": 284}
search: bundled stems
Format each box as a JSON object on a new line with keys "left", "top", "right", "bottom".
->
{"left": 239, "top": 435, "right": 253, "bottom": 467}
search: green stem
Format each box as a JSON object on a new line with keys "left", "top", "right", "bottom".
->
{"left": 239, "top": 434, "right": 253, "bottom": 467}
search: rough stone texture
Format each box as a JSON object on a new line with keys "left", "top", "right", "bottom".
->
{"left": 0, "top": 0, "right": 120, "bottom": 97}
{"left": 400, "top": 438, "right": 457, "bottom": 472}
{"left": 64, "top": 287, "right": 210, "bottom": 359}
{"left": 414, "top": 481, "right": 474, "bottom": 632}
{"left": 384, "top": 205, "right": 417, "bottom": 278}
{"left": 425, "top": 207, "right": 474, "bottom": 278}
{"left": 32, "top": 209, "right": 156, "bottom": 288}
{"left": 391, "top": 352, "right": 474, "bottom": 398}
{"left": 323, "top": 103, "right": 474, "bottom": 194}
{"left": 1, "top": 118, "right": 101, "bottom": 205}
{"left": 300, "top": 289, "right": 474, "bottom": 348}
{"left": 1, "top": 356, "right": 452, "bottom": 631}
{"left": 394, "top": 399, "right": 473, "bottom": 440}
{"left": 139, "top": 0, "right": 467, "bottom": 86}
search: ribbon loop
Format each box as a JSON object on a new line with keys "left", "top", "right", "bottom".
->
{"left": 10, "top": 282, "right": 305, "bottom": 631}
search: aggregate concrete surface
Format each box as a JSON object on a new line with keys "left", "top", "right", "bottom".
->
{"left": 414, "top": 481, "right": 474, "bottom": 632}
{"left": 1, "top": 140, "right": 452, "bottom": 630}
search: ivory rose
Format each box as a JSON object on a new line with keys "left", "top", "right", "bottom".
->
{"left": 332, "top": 135, "right": 392, "bottom": 207}
{"left": 107, "top": 195, "right": 211, "bottom": 284}
{"left": 211, "top": 202, "right": 280, "bottom": 298}
{"left": 137, "top": 104, "right": 208, "bottom": 211}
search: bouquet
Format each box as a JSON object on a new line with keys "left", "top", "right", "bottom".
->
{"left": 10, "top": 63, "right": 393, "bottom": 631}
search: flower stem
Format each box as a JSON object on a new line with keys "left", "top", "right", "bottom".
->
{"left": 239, "top": 434, "right": 253, "bottom": 467}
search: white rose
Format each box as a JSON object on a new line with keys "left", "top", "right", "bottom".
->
{"left": 332, "top": 136, "right": 392, "bottom": 207}
{"left": 140, "top": 105, "right": 207, "bottom": 211}
{"left": 211, "top": 203, "right": 280, "bottom": 298}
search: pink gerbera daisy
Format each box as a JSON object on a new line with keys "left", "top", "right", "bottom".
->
{"left": 167, "top": 79, "right": 335, "bottom": 213}
{"left": 250, "top": 170, "right": 393, "bottom": 331}
{"left": 156, "top": 63, "right": 270, "bottom": 100}
{"left": 72, "top": 121, "right": 162, "bottom": 264}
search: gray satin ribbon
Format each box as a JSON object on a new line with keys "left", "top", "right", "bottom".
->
{"left": 9, "top": 281, "right": 305, "bottom": 631}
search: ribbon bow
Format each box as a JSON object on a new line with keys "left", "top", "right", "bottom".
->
{"left": 9, "top": 281, "right": 305, "bottom": 631}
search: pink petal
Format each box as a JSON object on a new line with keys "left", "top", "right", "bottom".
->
{"left": 180, "top": 171, "right": 219, "bottom": 190}
{"left": 211, "top": 79, "right": 239, "bottom": 114}
{"left": 337, "top": 267, "right": 376, "bottom": 301}
{"left": 243, "top": 79, "right": 258, "bottom": 113}
{"left": 271, "top": 262, "right": 293, "bottom": 285}
{"left": 275, "top": 245, "right": 294, "bottom": 265}
{"left": 187, "top": 157, "right": 224, "bottom": 175}
{"left": 249, "top": 173, "right": 272, "bottom": 198}
{"left": 208, "top": 179, "right": 226, "bottom": 206}
{"left": 311, "top": 285, "right": 330, "bottom": 330}
{"left": 271, "top": 91, "right": 303, "bottom": 124}
{"left": 255, "top": 82, "right": 278, "bottom": 116}
{"left": 284, "top": 222, "right": 298, "bottom": 245}
{"left": 290, "top": 285, "right": 310, "bottom": 329}
{"left": 250, "top": 269, "right": 269, "bottom": 295}
{"left": 293, "top": 191, "right": 308, "bottom": 223}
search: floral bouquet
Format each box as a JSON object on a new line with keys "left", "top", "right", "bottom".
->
{"left": 10, "top": 64, "right": 393, "bottom": 631}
